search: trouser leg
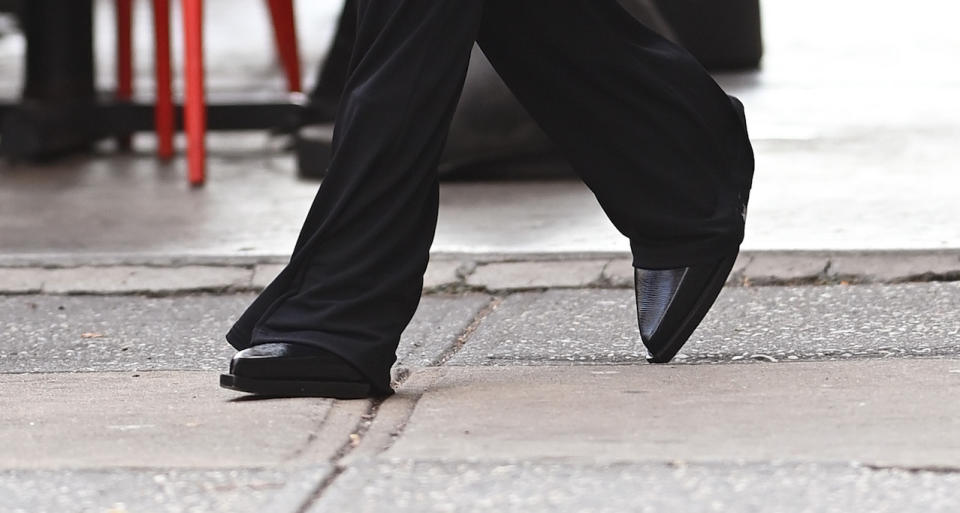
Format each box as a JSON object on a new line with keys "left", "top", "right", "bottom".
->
{"left": 477, "top": 0, "right": 754, "bottom": 269}
{"left": 227, "top": 0, "right": 484, "bottom": 392}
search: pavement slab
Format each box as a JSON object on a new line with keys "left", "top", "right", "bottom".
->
{"left": 386, "top": 361, "right": 960, "bottom": 468}
{"left": 38, "top": 266, "right": 253, "bottom": 295}
{"left": 740, "top": 254, "right": 829, "bottom": 284}
{"left": 0, "top": 466, "right": 328, "bottom": 513}
{"left": 0, "top": 372, "right": 358, "bottom": 469}
{"left": 3, "top": 253, "right": 959, "bottom": 296}
{"left": 828, "top": 252, "right": 960, "bottom": 283}
{"left": 0, "top": 294, "right": 252, "bottom": 373}
{"left": 250, "top": 259, "right": 472, "bottom": 291}
{"left": 395, "top": 295, "right": 493, "bottom": 369}
{"left": 313, "top": 460, "right": 960, "bottom": 513}
{"left": 0, "top": 293, "right": 489, "bottom": 373}
{"left": 466, "top": 260, "right": 609, "bottom": 290}
{"left": 449, "top": 282, "right": 960, "bottom": 365}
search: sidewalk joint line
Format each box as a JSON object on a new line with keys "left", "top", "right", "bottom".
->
{"left": 434, "top": 295, "right": 503, "bottom": 367}
{"left": 863, "top": 463, "right": 960, "bottom": 475}
{"left": 281, "top": 402, "right": 338, "bottom": 464}
{"left": 295, "top": 398, "right": 385, "bottom": 513}
{"left": 335, "top": 295, "right": 509, "bottom": 470}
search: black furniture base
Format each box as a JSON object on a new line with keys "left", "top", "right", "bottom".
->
{"left": 0, "top": 0, "right": 309, "bottom": 162}
{"left": 654, "top": 0, "right": 763, "bottom": 71}
{"left": 1, "top": 99, "right": 305, "bottom": 160}
{"left": 295, "top": 124, "right": 334, "bottom": 180}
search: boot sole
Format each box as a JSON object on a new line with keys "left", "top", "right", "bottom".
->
{"left": 220, "top": 373, "right": 373, "bottom": 399}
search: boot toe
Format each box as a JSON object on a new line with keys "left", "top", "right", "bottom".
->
{"left": 635, "top": 254, "right": 738, "bottom": 363}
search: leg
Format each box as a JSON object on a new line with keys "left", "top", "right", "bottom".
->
{"left": 477, "top": 0, "right": 754, "bottom": 362}
{"left": 477, "top": 0, "right": 753, "bottom": 269}
{"left": 226, "top": 0, "right": 484, "bottom": 394}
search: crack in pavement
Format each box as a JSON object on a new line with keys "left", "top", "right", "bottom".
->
{"left": 296, "top": 296, "right": 504, "bottom": 510}
{"left": 865, "top": 463, "right": 960, "bottom": 475}
{"left": 294, "top": 398, "right": 385, "bottom": 513}
{"left": 434, "top": 296, "right": 503, "bottom": 367}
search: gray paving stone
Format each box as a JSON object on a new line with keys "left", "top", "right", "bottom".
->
{"left": 466, "top": 260, "right": 607, "bottom": 290}
{"left": 742, "top": 254, "right": 828, "bottom": 284}
{"left": 0, "top": 294, "right": 254, "bottom": 372}
{"left": 423, "top": 260, "right": 465, "bottom": 290}
{"left": 0, "top": 466, "right": 329, "bottom": 513}
{"left": 601, "top": 258, "right": 635, "bottom": 287}
{"left": 449, "top": 283, "right": 960, "bottom": 365}
{"left": 251, "top": 263, "right": 286, "bottom": 289}
{"left": 249, "top": 262, "right": 472, "bottom": 293}
{"left": 313, "top": 460, "right": 960, "bottom": 513}
{"left": 449, "top": 289, "right": 646, "bottom": 365}
{"left": 395, "top": 294, "right": 492, "bottom": 369}
{"left": 0, "top": 372, "right": 352, "bottom": 469}
{"left": 604, "top": 254, "right": 752, "bottom": 288}
{"left": 0, "top": 268, "right": 41, "bottom": 294}
{"left": 829, "top": 252, "right": 960, "bottom": 282}
{"left": 730, "top": 252, "right": 753, "bottom": 280}
{"left": 387, "top": 362, "right": 960, "bottom": 468}
{"left": 0, "top": 293, "right": 489, "bottom": 373}
{"left": 41, "top": 266, "right": 253, "bottom": 294}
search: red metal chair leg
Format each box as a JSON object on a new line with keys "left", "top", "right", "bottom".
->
{"left": 182, "top": 0, "right": 206, "bottom": 186}
{"left": 116, "top": 0, "right": 134, "bottom": 150}
{"left": 152, "top": 0, "right": 175, "bottom": 160}
{"left": 265, "top": 0, "right": 301, "bottom": 93}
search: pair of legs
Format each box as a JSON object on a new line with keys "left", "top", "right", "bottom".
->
{"left": 226, "top": 0, "right": 754, "bottom": 393}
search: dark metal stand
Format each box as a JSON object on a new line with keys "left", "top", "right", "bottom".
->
{"left": 1, "top": 0, "right": 98, "bottom": 158}
{"left": 0, "top": 0, "right": 305, "bottom": 161}
{"left": 654, "top": 0, "right": 763, "bottom": 71}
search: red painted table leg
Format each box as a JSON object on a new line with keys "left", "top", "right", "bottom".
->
{"left": 182, "top": 0, "right": 206, "bottom": 186}
{"left": 266, "top": 0, "right": 301, "bottom": 93}
{"left": 152, "top": 0, "right": 175, "bottom": 160}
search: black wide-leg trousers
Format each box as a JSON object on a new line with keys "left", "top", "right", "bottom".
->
{"left": 227, "top": 0, "right": 755, "bottom": 392}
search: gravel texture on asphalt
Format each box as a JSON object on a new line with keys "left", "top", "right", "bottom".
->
{"left": 0, "top": 294, "right": 489, "bottom": 373}
{"left": 450, "top": 282, "right": 960, "bottom": 365}
{"left": 0, "top": 467, "right": 329, "bottom": 513}
{"left": 313, "top": 460, "right": 960, "bottom": 513}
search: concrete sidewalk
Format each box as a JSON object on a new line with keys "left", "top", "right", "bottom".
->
{"left": 2, "top": 284, "right": 960, "bottom": 512}
{"left": 2, "top": 1, "right": 960, "bottom": 280}
{"left": 1, "top": 154, "right": 959, "bottom": 271}
{"left": 3, "top": 250, "right": 960, "bottom": 298}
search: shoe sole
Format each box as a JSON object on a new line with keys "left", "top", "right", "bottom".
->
{"left": 219, "top": 373, "right": 373, "bottom": 399}
{"left": 647, "top": 253, "right": 738, "bottom": 364}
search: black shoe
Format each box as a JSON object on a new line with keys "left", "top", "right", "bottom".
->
{"left": 219, "top": 342, "right": 385, "bottom": 399}
{"left": 635, "top": 254, "right": 738, "bottom": 363}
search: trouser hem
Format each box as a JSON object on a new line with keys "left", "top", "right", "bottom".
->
{"left": 631, "top": 234, "right": 743, "bottom": 270}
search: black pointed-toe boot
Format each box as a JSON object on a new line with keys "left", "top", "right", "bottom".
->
{"left": 635, "top": 254, "right": 738, "bottom": 363}
{"left": 220, "top": 342, "right": 387, "bottom": 399}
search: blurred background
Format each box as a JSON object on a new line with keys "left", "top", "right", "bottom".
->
{"left": 0, "top": 0, "right": 958, "bottom": 260}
